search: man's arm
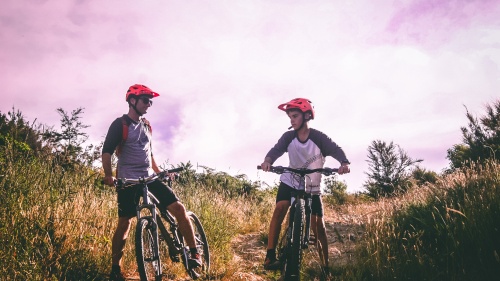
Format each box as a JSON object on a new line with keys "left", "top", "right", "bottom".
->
{"left": 102, "top": 152, "right": 115, "bottom": 186}
{"left": 151, "top": 155, "right": 160, "bottom": 174}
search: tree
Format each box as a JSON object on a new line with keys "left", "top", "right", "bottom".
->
{"left": 447, "top": 100, "right": 500, "bottom": 170}
{"left": 323, "top": 176, "right": 348, "bottom": 205}
{"left": 364, "top": 140, "right": 422, "bottom": 198}
{"left": 43, "top": 108, "right": 93, "bottom": 168}
{"left": 412, "top": 166, "right": 439, "bottom": 186}
{"left": 0, "top": 108, "right": 44, "bottom": 153}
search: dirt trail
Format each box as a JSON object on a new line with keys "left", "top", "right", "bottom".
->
{"left": 229, "top": 206, "right": 366, "bottom": 281}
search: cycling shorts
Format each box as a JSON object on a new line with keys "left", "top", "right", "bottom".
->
{"left": 116, "top": 179, "right": 179, "bottom": 218}
{"left": 276, "top": 181, "right": 324, "bottom": 217}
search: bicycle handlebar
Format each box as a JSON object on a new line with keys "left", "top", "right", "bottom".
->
{"left": 102, "top": 167, "right": 185, "bottom": 187}
{"left": 257, "top": 165, "right": 338, "bottom": 176}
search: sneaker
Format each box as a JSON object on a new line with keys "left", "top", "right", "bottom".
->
{"left": 109, "top": 269, "right": 126, "bottom": 281}
{"left": 188, "top": 252, "right": 202, "bottom": 268}
{"left": 263, "top": 256, "right": 281, "bottom": 270}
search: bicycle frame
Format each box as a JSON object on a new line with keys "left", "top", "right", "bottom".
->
{"left": 115, "top": 167, "right": 209, "bottom": 280}
{"left": 258, "top": 165, "right": 338, "bottom": 281}
{"left": 287, "top": 173, "right": 313, "bottom": 251}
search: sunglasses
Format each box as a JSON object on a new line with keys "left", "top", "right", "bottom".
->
{"left": 139, "top": 97, "right": 153, "bottom": 106}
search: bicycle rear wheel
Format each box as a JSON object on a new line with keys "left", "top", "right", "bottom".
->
{"left": 285, "top": 198, "right": 305, "bottom": 281}
{"left": 136, "top": 217, "right": 162, "bottom": 281}
{"left": 182, "top": 212, "right": 210, "bottom": 279}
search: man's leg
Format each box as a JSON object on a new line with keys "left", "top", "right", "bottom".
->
{"left": 168, "top": 201, "right": 196, "bottom": 247}
{"left": 110, "top": 217, "right": 133, "bottom": 280}
{"left": 167, "top": 201, "right": 202, "bottom": 267}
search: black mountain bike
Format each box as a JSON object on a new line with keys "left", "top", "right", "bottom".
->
{"left": 114, "top": 167, "right": 210, "bottom": 281}
{"left": 258, "top": 165, "right": 338, "bottom": 281}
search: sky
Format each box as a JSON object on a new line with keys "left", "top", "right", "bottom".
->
{"left": 1, "top": 0, "right": 499, "bottom": 193}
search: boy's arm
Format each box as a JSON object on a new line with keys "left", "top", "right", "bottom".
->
{"left": 338, "top": 161, "right": 350, "bottom": 175}
{"left": 261, "top": 131, "right": 294, "bottom": 171}
{"left": 260, "top": 156, "right": 273, "bottom": 172}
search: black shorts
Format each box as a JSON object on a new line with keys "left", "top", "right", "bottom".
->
{"left": 116, "top": 179, "right": 179, "bottom": 218}
{"left": 276, "top": 182, "right": 324, "bottom": 217}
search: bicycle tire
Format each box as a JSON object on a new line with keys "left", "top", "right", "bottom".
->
{"left": 136, "top": 217, "right": 162, "bottom": 281}
{"left": 285, "top": 198, "right": 305, "bottom": 281}
{"left": 277, "top": 226, "right": 289, "bottom": 276}
{"left": 185, "top": 211, "right": 210, "bottom": 279}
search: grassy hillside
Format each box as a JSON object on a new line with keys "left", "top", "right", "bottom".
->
{"left": 1, "top": 136, "right": 499, "bottom": 280}
{"left": 334, "top": 161, "right": 500, "bottom": 281}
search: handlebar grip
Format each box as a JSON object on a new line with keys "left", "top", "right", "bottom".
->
{"left": 257, "top": 165, "right": 262, "bottom": 170}
{"left": 166, "top": 167, "right": 184, "bottom": 173}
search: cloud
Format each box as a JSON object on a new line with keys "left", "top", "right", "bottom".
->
{"left": 2, "top": 0, "right": 500, "bottom": 193}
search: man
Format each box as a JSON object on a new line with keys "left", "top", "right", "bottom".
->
{"left": 102, "top": 84, "right": 201, "bottom": 281}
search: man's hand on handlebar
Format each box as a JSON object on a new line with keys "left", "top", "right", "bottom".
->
{"left": 103, "top": 175, "right": 116, "bottom": 186}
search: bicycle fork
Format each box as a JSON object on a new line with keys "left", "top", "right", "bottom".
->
{"left": 303, "top": 195, "right": 312, "bottom": 249}
{"left": 137, "top": 185, "right": 162, "bottom": 262}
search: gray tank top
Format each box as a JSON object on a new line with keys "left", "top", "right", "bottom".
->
{"left": 116, "top": 118, "right": 154, "bottom": 179}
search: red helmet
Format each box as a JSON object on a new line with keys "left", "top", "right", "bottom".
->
{"left": 125, "top": 84, "right": 159, "bottom": 101}
{"left": 278, "top": 98, "right": 315, "bottom": 119}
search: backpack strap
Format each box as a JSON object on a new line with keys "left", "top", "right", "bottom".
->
{"left": 116, "top": 116, "right": 152, "bottom": 157}
{"left": 115, "top": 116, "right": 129, "bottom": 157}
{"left": 142, "top": 118, "right": 152, "bottom": 134}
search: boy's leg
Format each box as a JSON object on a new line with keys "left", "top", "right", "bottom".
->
{"left": 267, "top": 200, "right": 291, "bottom": 250}
{"left": 311, "top": 195, "right": 329, "bottom": 269}
{"left": 264, "top": 182, "right": 293, "bottom": 270}
{"left": 264, "top": 200, "right": 290, "bottom": 269}
{"left": 311, "top": 215, "right": 329, "bottom": 267}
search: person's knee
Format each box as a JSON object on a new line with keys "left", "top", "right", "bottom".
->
{"left": 167, "top": 201, "right": 187, "bottom": 218}
{"left": 115, "top": 217, "right": 133, "bottom": 236}
{"left": 274, "top": 201, "right": 290, "bottom": 216}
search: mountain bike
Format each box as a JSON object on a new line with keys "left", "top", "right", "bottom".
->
{"left": 114, "top": 167, "right": 210, "bottom": 281}
{"left": 258, "top": 165, "right": 338, "bottom": 281}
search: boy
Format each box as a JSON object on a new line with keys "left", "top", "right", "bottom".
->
{"left": 260, "top": 98, "right": 350, "bottom": 274}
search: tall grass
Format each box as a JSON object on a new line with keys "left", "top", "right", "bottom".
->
{"left": 349, "top": 161, "right": 500, "bottom": 281}
{"left": 0, "top": 148, "right": 114, "bottom": 280}
{"left": 0, "top": 142, "right": 275, "bottom": 280}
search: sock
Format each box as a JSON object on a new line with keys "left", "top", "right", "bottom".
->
{"left": 190, "top": 248, "right": 198, "bottom": 256}
{"left": 266, "top": 248, "right": 276, "bottom": 259}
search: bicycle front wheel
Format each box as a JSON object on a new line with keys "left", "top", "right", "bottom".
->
{"left": 185, "top": 211, "right": 210, "bottom": 279}
{"left": 136, "top": 217, "right": 162, "bottom": 281}
{"left": 285, "top": 198, "right": 305, "bottom": 281}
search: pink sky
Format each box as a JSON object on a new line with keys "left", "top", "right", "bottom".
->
{"left": 2, "top": 0, "right": 500, "bottom": 192}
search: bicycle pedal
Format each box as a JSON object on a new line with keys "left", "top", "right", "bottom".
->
{"left": 309, "top": 235, "right": 317, "bottom": 244}
{"left": 170, "top": 254, "right": 180, "bottom": 263}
